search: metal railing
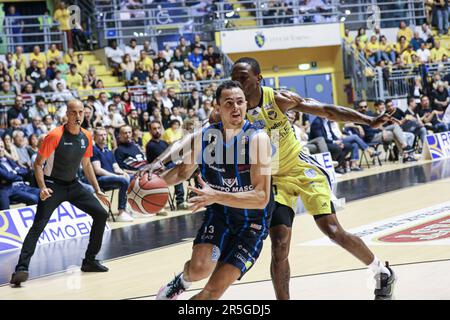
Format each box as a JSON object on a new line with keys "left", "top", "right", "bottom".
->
{"left": 340, "top": 0, "right": 426, "bottom": 30}
{"left": 215, "top": 0, "right": 340, "bottom": 30}
{"left": 2, "top": 15, "right": 64, "bottom": 53}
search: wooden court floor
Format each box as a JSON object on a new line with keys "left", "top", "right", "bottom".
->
{"left": 1, "top": 161, "right": 450, "bottom": 300}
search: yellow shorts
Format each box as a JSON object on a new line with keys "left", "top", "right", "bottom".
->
{"left": 272, "top": 155, "right": 333, "bottom": 216}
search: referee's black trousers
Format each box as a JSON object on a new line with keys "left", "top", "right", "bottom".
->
{"left": 15, "top": 177, "right": 108, "bottom": 271}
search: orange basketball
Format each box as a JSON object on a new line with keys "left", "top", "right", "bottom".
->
{"left": 127, "top": 174, "right": 169, "bottom": 214}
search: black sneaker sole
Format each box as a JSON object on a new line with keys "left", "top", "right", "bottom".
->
{"left": 10, "top": 271, "right": 29, "bottom": 287}
{"left": 81, "top": 266, "right": 109, "bottom": 272}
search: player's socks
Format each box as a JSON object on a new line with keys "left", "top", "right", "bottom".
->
{"left": 180, "top": 272, "right": 192, "bottom": 289}
{"left": 368, "top": 257, "right": 391, "bottom": 277}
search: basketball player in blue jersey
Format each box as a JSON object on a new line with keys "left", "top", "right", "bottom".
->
{"left": 155, "top": 80, "right": 274, "bottom": 300}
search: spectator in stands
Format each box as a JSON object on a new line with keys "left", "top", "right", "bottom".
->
{"left": 170, "top": 48, "right": 184, "bottom": 70}
{"left": 104, "top": 103, "right": 126, "bottom": 130}
{"left": 63, "top": 48, "right": 75, "bottom": 65}
{"left": 165, "top": 72, "right": 182, "bottom": 93}
{"left": 2, "top": 133, "right": 20, "bottom": 163}
{"left": 120, "top": 54, "right": 135, "bottom": 82}
{"left": 0, "top": 63, "right": 8, "bottom": 83}
{"left": 125, "top": 38, "right": 141, "bottom": 63}
{"left": 91, "top": 127, "right": 133, "bottom": 222}
{"left": 131, "top": 62, "right": 149, "bottom": 85}
{"left": 180, "top": 58, "right": 197, "bottom": 82}
{"left": 126, "top": 109, "right": 140, "bottom": 130}
{"left": 397, "top": 21, "right": 413, "bottom": 42}
{"left": 366, "top": 35, "right": 381, "bottom": 66}
{"left": 81, "top": 105, "right": 94, "bottom": 130}
{"left": 27, "top": 134, "right": 39, "bottom": 159}
{"left": 94, "top": 92, "right": 112, "bottom": 118}
{"left": 51, "top": 70, "right": 67, "bottom": 92}
{"left": 395, "top": 36, "right": 409, "bottom": 58}
{"left": 162, "top": 44, "right": 174, "bottom": 63}
{"left": 7, "top": 96, "right": 28, "bottom": 124}
{"left": 0, "top": 81, "right": 15, "bottom": 97}
{"left": 357, "top": 27, "right": 368, "bottom": 43}
{"left": 203, "top": 86, "right": 214, "bottom": 103}
{"left": 152, "top": 63, "right": 164, "bottom": 80}
{"left": 416, "top": 42, "right": 431, "bottom": 63}
{"left": 12, "top": 130, "right": 32, "bottom": 168}
{"left": 147, "top": 90, "right": 162, "bottom": 113}
{"left": 76, "top": 54, "right": 90, "bottom": 76}
{"left": 410, "top": 31, "right": 424, "bottom": 51}
{"left": 161, "top": 107, "right": 171, "bottom": 129}
{"left": 176, "top": 36, "right": 191, "bottom": 59}
{"left": 78, "top": 75, "right": 94, "bottom": 100}
{"left": 29, "top": 46, "right": 47, "bottom": 70}
{"left": 419, "top": 23, "right": 434, "bottom": 46}
{"left": 198, "top": 100, "right": 213, "bottom": 121}
{"left": 120, "top": 91, "right": 135, "bottom": 114}
{"left": 12, "top": 46, "right": 26, "bottom": 71}
{"left": 46, "top": 44, "right": 61, "bottom": 64}
{"left": 203, "top": 45, "right": 220, "bottom": 68}
{"left": 54, "top": 1, "right": 72, "bottom": 48}
{"left": 114, "top": 125, "right": 147, "bottom": 174}
{"left": 139, "top": 111, "right": 151, "bottom": 132}
{"left": 188, "top": 46, "right": 203, "bottom": 69}
{"left": 142, "top": 40, "right": 156, "bottom": 59}
{"left": 395, "top": 97, "right": 428, "bottom": 148}
{"left": 164, "top": 62, "right": 181, "bottom": 81}
{"left": 377, "top": 100, "right": 416, "bottom": 151}
{"left": 26, "top": 60, "right": 40, "bottom": 86}
{"left": 185, "top": 108, "right": 199, "bottom": 123}
{"left": 145, "top": 120, "right": 187, "bottom": 210}
{"left": 46, "top": 61, "right": 58, "bottom": 81}
{"left": 87, "top": 66, "right": 98, "bottom": 87}
{"left": 431, "top": 40, "right": 448, "bottom": 62}
{"left": 154, "top": 51, "right": 168, "bottom": 73}
{"left": 28, "top": 96, "right": 49, "bottom": 119}
{"left": 106, "top": 39, "right": 124, "bottom": 75}
{"left": 418, "top": 94, "right": 448, "bottom": 132}
{"left": 190, "top": 34, "right": 206, "bottom": 54}
{"left": 146, "top": 74, "right": 164, "bottom": 94}
{"left": 432, "top": 81, "right": 450, "bottom": 112}
{"left": 357, "top": 100, "right": 414, "bottom": 162}
{"left": 167, "top": 87, "right": 181, "bottom": 108}
{"left": 34, "top": 69, "right": 51, "bottom": 93}
{"left": 4, "top": 118, "right": 24, "bottom": 139}
{"left": 196, "top": 60, "right": 215, "bottom": 80}
{"left": 52, "top": 82, "right": 74, "bottom": 103}
{"left": 309, "top": 116, "right": 352, "bottom": 173}
{"left": 434, "top": 0, "right": 449, "bottom": 36}
{"left": 24, "top": 116, "right": 45, "bottom": 137}
{"left": 42, "top": 114, "right": 56, "bottom": 132}
{"left": 186, "top": 88, "right": 202, "bottom": 111}
{"left": 21, "top": 83, "right": 35, "bottom": 107}
{"left": 170, "top": 106, "right": 183, "bottom": 125}
{"left": 286, "top": 110, "right": 327, "bottom": 155}
{"left": 55, "top": 56, "right": 70, "bottom": 80}
{"left": 67, "top": 64, "right": 83, "bottom": 90}
{"left": 6, "top": 5, "right": 24, "bottom": 50}
{"left": 139, "top": 50, "right": 154, "bottom": 74}
{"left": 0, "top": 140, "right": 39, "bottom": 210}
{"left": 401, "top": 45, "right": 416, "bottom": 66}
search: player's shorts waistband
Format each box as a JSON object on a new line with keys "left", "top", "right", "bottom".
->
{"left": 44, "top": 176, "right": 78, "bottom": 186}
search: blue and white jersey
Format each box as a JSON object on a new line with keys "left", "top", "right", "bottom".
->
{"left": 198, "top": 120, "right": 274, "bottom": 230}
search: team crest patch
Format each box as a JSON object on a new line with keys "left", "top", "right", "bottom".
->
{"left": 267, "top": 110, "right": 277, "bottom": 120}
{"left": 304, "top": 168, "right": 317, "bottom": 178}
{"left": 253, "top": 120, "right": 266, "bottom": 129}
{"left": 255, "top": 32, "right": 265, "bottom": 48}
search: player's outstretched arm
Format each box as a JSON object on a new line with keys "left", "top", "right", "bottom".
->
{"left": 275, "top": 90, "right": 395, "bottom": 128}
{"left": 138, "top": 128, "right": 202, "bottom": 176}
{"left": 188, "top": 131, "right": 272, "bottom": 212}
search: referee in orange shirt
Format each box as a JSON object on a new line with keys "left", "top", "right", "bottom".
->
{"left": 10, "top": 100, "right": 110, "bottom": 287}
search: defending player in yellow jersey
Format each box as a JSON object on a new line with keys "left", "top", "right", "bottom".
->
{"left": 245, "top": 85, "right": 333, "bottom": 215}
{"left": 231, "top": 57, "right": 396, "bottom": 301}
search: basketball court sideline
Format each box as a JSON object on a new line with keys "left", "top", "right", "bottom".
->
{"left": 1, "top": 159, "right": 450, "bottom": 299}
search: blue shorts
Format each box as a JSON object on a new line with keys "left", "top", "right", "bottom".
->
{"left": 193, "top": 208, "right": 269, "bottom": 280}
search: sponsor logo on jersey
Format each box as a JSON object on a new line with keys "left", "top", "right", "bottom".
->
{"left": 304, "top": 168, "right": 317, "bottom": 178}
{"left": 222, "top": 177, "right": 238, "bottom": 188}
{"left": 250, "top": 223, "right": 262, "bottom": 231}
{"left": 253, "top": 120, "right": 266, "bottom": 130}
{"left": 267, "top": 110, "right": 277, "bottom": 120}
